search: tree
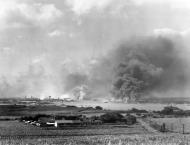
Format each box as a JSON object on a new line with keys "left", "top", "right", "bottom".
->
{"left": 100, "top": 112, "right": 124, "bottom": 123}
{"left": 95, "top": 106, "right": 103, "bottom": 110}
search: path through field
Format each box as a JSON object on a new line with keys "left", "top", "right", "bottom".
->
{"left": 137, "top": 118, "right": 159, "bottom": 133}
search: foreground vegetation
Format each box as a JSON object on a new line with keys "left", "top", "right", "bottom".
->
{"left": 0, "top": 134, "right": 189, "bottom": 145}
{"left": 0, "top": 120, "right": 189, "bottom": 144}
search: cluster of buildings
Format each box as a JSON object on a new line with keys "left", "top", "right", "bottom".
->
{"left": 21, "top": 115, "right": 103, "bottom": 128}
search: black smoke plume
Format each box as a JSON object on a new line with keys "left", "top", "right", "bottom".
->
{"left": 111, "top": 36, "right": 187, "bottom": 101}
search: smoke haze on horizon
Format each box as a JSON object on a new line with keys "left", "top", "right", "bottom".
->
{"left": 0, "top": 0, "right": 190, "bottom": 100}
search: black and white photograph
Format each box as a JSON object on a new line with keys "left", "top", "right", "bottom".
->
{"left": 0, "top": 0, "right": 190, "bottom": 144}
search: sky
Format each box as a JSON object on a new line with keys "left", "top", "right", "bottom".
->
{"left": 0, "top": 0, "right": 190, "bottom": 99}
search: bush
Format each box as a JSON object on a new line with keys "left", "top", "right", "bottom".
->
{"left": 128, "top": 108, "right": 148, "bottom": 113}
{"left": 100, "top": 112, "right": 124, "bottom": 123}
{"left": 125, "top": 115, "right": 136, "bottom": 125}
{"left": 95, "top": 106, "right": 103, "bottom": 110}
{"left": 55, "top": 115, "right": 81, "bottom": 120}
{"left": 20, "top": 114, "right": 51, "bottom": 122}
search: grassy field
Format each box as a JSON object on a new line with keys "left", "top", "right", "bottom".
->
{"left": 0, "top": 134, "right": 189, "bottom": 145}
{"left": 0, "top": 121, "right": 149, "bottom": 137}
{"left": 0, "top": 121, "right": 49, "bottom": 136}
{"left": 151, "top": 117, "right": 190, "bottom": 133}
{"left": 0, "top": 120, "right": 155, "bottom": 145}
{"left": 0, "top": 105, "right": 80, "bottom": 116}
{"left": 1, "top": 120, "right": 189, "bottom": 144}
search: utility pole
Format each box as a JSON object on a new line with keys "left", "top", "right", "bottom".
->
{"left": 183, "top": 124, "right": 185, "bottom": 134}
{"left": 171, "top": 123, "right": 173, "bottom": 132}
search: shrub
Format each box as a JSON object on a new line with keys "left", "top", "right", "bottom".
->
{"left": 125, "top": 115, "right": 136, "bottom": 125}
{"left": 100, "top": 112, "right": 124, "bottom": 123}
{"left": 95, "top": 106, "right": 103, "bottom": 110}
{"left": 128, "top": 108, "right": 148, "bottom": 113}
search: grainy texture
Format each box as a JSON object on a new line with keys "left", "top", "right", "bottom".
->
{"left": 0, "top": 134, "right": 189, "bottom": 145}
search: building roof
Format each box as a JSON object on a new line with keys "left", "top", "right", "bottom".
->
{"left": 55, "top": 120, "right": 81, "bottom": 124}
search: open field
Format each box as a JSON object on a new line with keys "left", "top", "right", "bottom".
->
{"left": 1, "top": 119, "right": 188, "bottom": 145}
{"left": 1, "top": 103, "right": 190, "bottom": 117}
{"left": 0, "top": 105, "right": 80, "bottom": 116}
{"left": 1, "top": 103, "right": 189, "bottom": 118}
{"left": 2, "top": 102, "right": 190, "bottom": 116}
{"left": 63, "top": 101, "right": 190, "bottom": 111}
{"left": 151, "top": 117, "right": 190, "bottom": 133}
{"left": 0, "top": 121, "right": 149, "bottom": 137}
{"left": 0, "top": 134, "right": 189, "bottom": 145}
{"left": 0, "top": 104, "right": 109, "bottom": 117}
{"left": 0, "top": 120, "right": 189, "bottom": 145}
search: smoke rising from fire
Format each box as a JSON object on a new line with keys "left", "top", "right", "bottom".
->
{"left": 58, "top": 35, "right": 190, "bottom": 101}
{"left": 0, "top": 34, "right": 189, "bottom": 101}
{"left": 111, "top": 36, "right": 189, "bottom": 101}
{"left": 0, "top": 0, "right": 190, "bottom": 102}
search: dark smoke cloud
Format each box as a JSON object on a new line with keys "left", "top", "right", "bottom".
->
{"left": 61, "top": 36, "right": 189, "bottom": 101}
{"left": 110, "top": 36, "right": 188, "bottom": 101}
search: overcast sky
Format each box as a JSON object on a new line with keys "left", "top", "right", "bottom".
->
{"left": 0, "top": 0, "right": 190, "bottom": 98}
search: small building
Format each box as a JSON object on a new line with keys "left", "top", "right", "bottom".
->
{"left": 161, "top": 106, "right": 183, "bottom": 115}
{"left": 38, "top": 116, "right": 55, "bottom": 127}
{"left": 18, "top": 100, "right": 37, "bottom": 106}
{"left": 55, "top": 119, "right": 82, "bottom": 127}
